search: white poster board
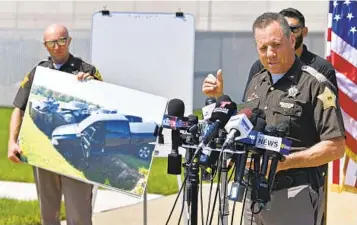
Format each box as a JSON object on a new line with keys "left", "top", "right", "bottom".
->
{"left": 19, "top": 66, "right": 168, "bottom": 198}
{"left": 90, "top": 11, "right": 195, "bottom": 114}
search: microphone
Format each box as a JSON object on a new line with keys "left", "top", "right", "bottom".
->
{"left": 167, "top": 98, "right": 185, "bottom": 175}
{"left": 187, "top": 114, "right": 199, "bottom": 135}
{"left": 251, "top": 125, "right": 276, "bottom": 206}
{"left": 202, "top": 97, "right": 216, "bottom": 120}
{"left": 267, "top": 122, "right": 290, "bottom": 192}
{"left": 193, "top": 95, "right": 236, "bottom": 158}
{"left": 252, "top": 108, "right": 266, "bottom": 120}
{"left": 183, "top": 114, "right": 200, "bottom": 146}
{"left": 222, "top": 108, "right": 254, "bottom": 150}
{"left": 205, "top": 97, "right": 217, "bottom": 106}
{"left": 250, "top": 122, "right": 291, "bottom": 207}
{"left": 200, "top": 108, "right": 254, "bottom": 169}
{"left": 229, "top": 109, "right": 267, "bottom": 202}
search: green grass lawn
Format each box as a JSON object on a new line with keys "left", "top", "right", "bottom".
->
{"left": 0, "top": 107, "right": 34, "bottom": 182}
{"left": 0, "top": 198, "right": 66, "bottom": 225}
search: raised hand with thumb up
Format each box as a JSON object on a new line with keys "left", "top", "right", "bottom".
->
{"left": 202, "top": 69, "right": 224, "bottom": 98}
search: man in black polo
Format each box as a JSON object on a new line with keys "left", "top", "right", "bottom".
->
{"left": 242, "top": 8, "right": 337, "bottom": 101}
{"left": 8, "top": 24, "right": 102, "bottom": 225}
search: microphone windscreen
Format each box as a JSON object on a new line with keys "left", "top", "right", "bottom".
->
{"left": 187, "top": 114, "right": 199, "bottom": 125}
{"left": 264, "top": 125, "right": 277, "bottom": 135}
{"left": 276, "top": 121, "right": 289, "bottom": 136}
{"left": 216, "top": 94, "right": 232, "bottom": 102}
{"left": 210, "top": 95, "right": 237, "bottom": 128}
{"left": 254, "top": 118, "right": 267, "bottom": 132}
{"left": 205, "top": 97, "right": 217, "bottom": 106}
{"left": 252, "top": 108, "right": 266, "bottom": 120}
{"left": 167, "top": 99, "right": 185, "bottom": 117}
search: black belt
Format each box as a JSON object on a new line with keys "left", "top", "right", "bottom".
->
{"left": 272, "top": 170, "right": 311, "bottom": 191}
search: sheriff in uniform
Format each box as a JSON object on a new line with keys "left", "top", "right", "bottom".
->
{"left": 202, "top": 12, "right": 345, "bottom": 225}
{"left": 242, "top": 59, "right": 345, "bottom": 225}
{"left": 242, "top": 8, "right": 337, "bottom": 102}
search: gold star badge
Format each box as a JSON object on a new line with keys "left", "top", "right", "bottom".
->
{"left": 317, "top": 86, "right": 336, "bottom": 110}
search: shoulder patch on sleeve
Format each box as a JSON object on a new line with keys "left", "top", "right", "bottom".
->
{"left": 317, "top": 86, "right": 337, "bottom": 110}
{"left": 301, "top": 65, "right": 328, "bottom": 83}
{"left": 93, "top": 68, "right": 103, "bottom": 81}
{"left": 20, "top": 73, "right": 30, "bottom": 88}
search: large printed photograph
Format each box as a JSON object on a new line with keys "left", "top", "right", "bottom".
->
{"left": 18, "top": 66, "right": 168, "bottom": 197}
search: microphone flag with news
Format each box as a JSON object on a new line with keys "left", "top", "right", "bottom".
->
{"left": 162, "top": 114, "right": 190, "bottom": 130}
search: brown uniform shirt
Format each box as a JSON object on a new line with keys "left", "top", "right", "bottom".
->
{"left": 13, "top": 54, "right": 103, "bottom": 112}
{"left": 243, "top": 58, "right": 345, "bottom": 152}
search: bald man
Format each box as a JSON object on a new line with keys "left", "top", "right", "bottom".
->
{"left": 8, "top": 24, "right": 102, "bottom": 225}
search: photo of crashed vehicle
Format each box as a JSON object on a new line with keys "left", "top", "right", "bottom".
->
{"left": 29, "top": 98, "right": 92, "bottom": 135}
{"left": 51, "top": 113, "right": 157, "bottom": 162}
{"left": 29, "top": 97, "right": 155, "bottom": 161}
{"left": 29, "top": 97, "right": 144, "bottom": 136}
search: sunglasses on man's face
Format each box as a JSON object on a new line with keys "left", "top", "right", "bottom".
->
{"left": 44, "top": 37, "right": 68, "bottom": 48}
{"left": 290, "top": 25, "right": 303, "bottom": 34}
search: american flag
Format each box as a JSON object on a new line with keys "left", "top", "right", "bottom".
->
{"left": 326, "top": 0, "right": 357, "bottom": 193}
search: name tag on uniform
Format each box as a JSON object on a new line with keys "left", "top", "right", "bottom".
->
{"left": 279, "top": 102, "right": 294, "bottom": 109}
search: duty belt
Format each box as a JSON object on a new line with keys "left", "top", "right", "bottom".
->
{"left": 272, "top": 170, "right": 311, "bottom": 190}
{"left": 272, "top": 167, "right": 326, "bottom": 191}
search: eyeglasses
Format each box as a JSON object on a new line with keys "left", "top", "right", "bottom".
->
{"left": 44, "top": 37, "right": 68, "bottom": 48}
{"left": 290, "top": 25, "right": 303, "bottom": 34}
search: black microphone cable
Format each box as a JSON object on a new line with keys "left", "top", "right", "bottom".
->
{"left": 167, "top": 145, "right": 213, "bottom": 225}
{"left": 234, "top": 156, "right": 254, "bottom": 225}
{"left": 200, "top": 168, "right": 204, "bottom": 225}
{"left": 205, "top": 168, "right": 216, "bottom": 225}
{"left": 177, "top": 149, "right": 189, "bottom": 225}
{"left": 207, "top": 146, "right": 238, "bottom": 225}
{"left": 177, "top": 182, "right": 187, "bottom": 225}
{"left": 207, "top": 148, "right": 225, "bottom": 225}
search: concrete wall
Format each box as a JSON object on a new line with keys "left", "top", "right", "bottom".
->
{"left": 0, "top": 1, "right": 330, "bottom": 109}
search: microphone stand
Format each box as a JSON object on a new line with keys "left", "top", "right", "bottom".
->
{"left": 188, "top": 154, "right": 200, "bottom": 225}
{"left": 182, "top": 147, "right": 191, "bottom": 225}
{"left": 182, "top": 131, "right": 200, "bottom": 225}
{"left": 219, "top": 149, "right": 230, "bottom": 225}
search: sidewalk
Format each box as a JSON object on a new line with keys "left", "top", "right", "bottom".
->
{"left": 91, "top": 185, "right": 357, "bottom": 225}
{"left": 0, "top": 180, "right": 162, "bottom": 213}
{"left": 1, "top": 180, "right": 356, "bottom": 225}
{"left": 91, "top": 186, "right": 357, "bottom": 225}
{"left": 92, "top": 184, "right": 244, "bottom": 225}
